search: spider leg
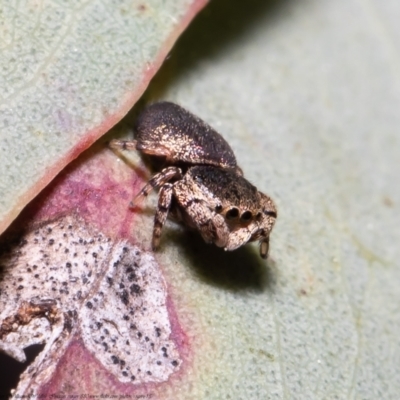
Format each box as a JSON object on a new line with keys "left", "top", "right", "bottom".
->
{"left": 132, "top": 167, "right": 182, "bottom": 207}
{"left": 195, "top": 209, "right": 229, "bottom": 247}
{"left": 175, "top": 196, "right": 229, "bottom": 247}
{"left": 223, "top": 227, "right": 253, "bottom": 252}
{"left": 108, "top": 139, "right": 138, "bottom": 151}
{"left": 259, "top": 237, "right": 269, "bottom": 259}
{"left": 152, "top": 183, "right": 173, "bottom": 250}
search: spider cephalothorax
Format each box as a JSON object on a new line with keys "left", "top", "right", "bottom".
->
{"left": 110, "top": 102, "right": 277, "bottom": 258}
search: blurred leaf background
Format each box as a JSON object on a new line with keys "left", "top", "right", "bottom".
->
{"left": 1, "top": 0, "right": 400, "bottom": 398}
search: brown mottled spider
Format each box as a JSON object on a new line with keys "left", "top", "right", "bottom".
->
{"left": 109, "top": 102, "right": 277, "bottom": 259}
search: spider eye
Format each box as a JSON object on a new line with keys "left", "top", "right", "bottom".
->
{"left": 256, "top": 212, "right": 262, "bottom": 220}
{"left": 226, "top": 207, "right": 239, "bottom": 219}
{"left": 264, "top": 210, "right": 277, "bottom": 218}
{"left": 240, "top": 211, "right": 252, "bottom": 221}
{"left": 215, "top": 205, "right": 223, "bottom": 213}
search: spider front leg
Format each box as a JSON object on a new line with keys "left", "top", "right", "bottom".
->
{"left": 131, "top": 167, "right": 182, "bottom": 207}
{"left": 108, "top": 139, "right": 138, "bottom": 151}
{"left": 174, "top": 192, "right": 229, "bottom": 247}
{"left": 259, "top": 237, "right": 270, "bottom": 259}
{"left": 152, "top": 183, "right": 174, "bottom": 250}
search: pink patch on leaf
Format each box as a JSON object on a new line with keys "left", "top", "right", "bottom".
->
{"left": 0, "top": 141, "right": 190, "bottom": 396}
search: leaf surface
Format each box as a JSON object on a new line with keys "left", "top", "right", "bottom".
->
{"left": 0, "top": 0, "right": 206, "bottom": 235}
{"left": 1, "top": 0, "right": 400, "bottom": 398}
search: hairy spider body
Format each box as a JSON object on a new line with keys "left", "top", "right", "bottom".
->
{"left": 110, "top": 102, "right": 277, "bottom": 258}
{"left": 134, "top": 101, "right": 241, "bottom": 174}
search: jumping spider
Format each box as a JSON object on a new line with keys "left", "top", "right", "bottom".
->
{"left": 109, "top": 102, "right": 277, "bottom": 259}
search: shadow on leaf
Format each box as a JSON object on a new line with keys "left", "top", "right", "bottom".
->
{"left": 168, "top": 228, "right": 276, "bottom": 293}
{"left": 142, "top": 0, "right": 293, "bottom": 101}
{"left": 0, "top": 344, "right": 44, "bottom": 397}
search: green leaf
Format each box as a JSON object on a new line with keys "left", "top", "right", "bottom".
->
{"left": 139, "top": 0, "right": 400, "bottom": 397}
{"left": 1, "top": 0, "right": 400, "bottom": 398}
{"left": 0, "top": 0, "right": 206, "bottom": 234}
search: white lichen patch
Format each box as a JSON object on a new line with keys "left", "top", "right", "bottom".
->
{"left": 0, "top": 215, "right": 181, "bottom": 392}
{"left": 80, "top": 242, "right": 181, "bottom": 383}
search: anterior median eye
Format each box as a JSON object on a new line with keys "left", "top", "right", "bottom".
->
{"left": 226, "top": 208, "right": 239, "bottom": 219}
{"left": 240, "top": 211, "right": 252, "bottom": 221}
